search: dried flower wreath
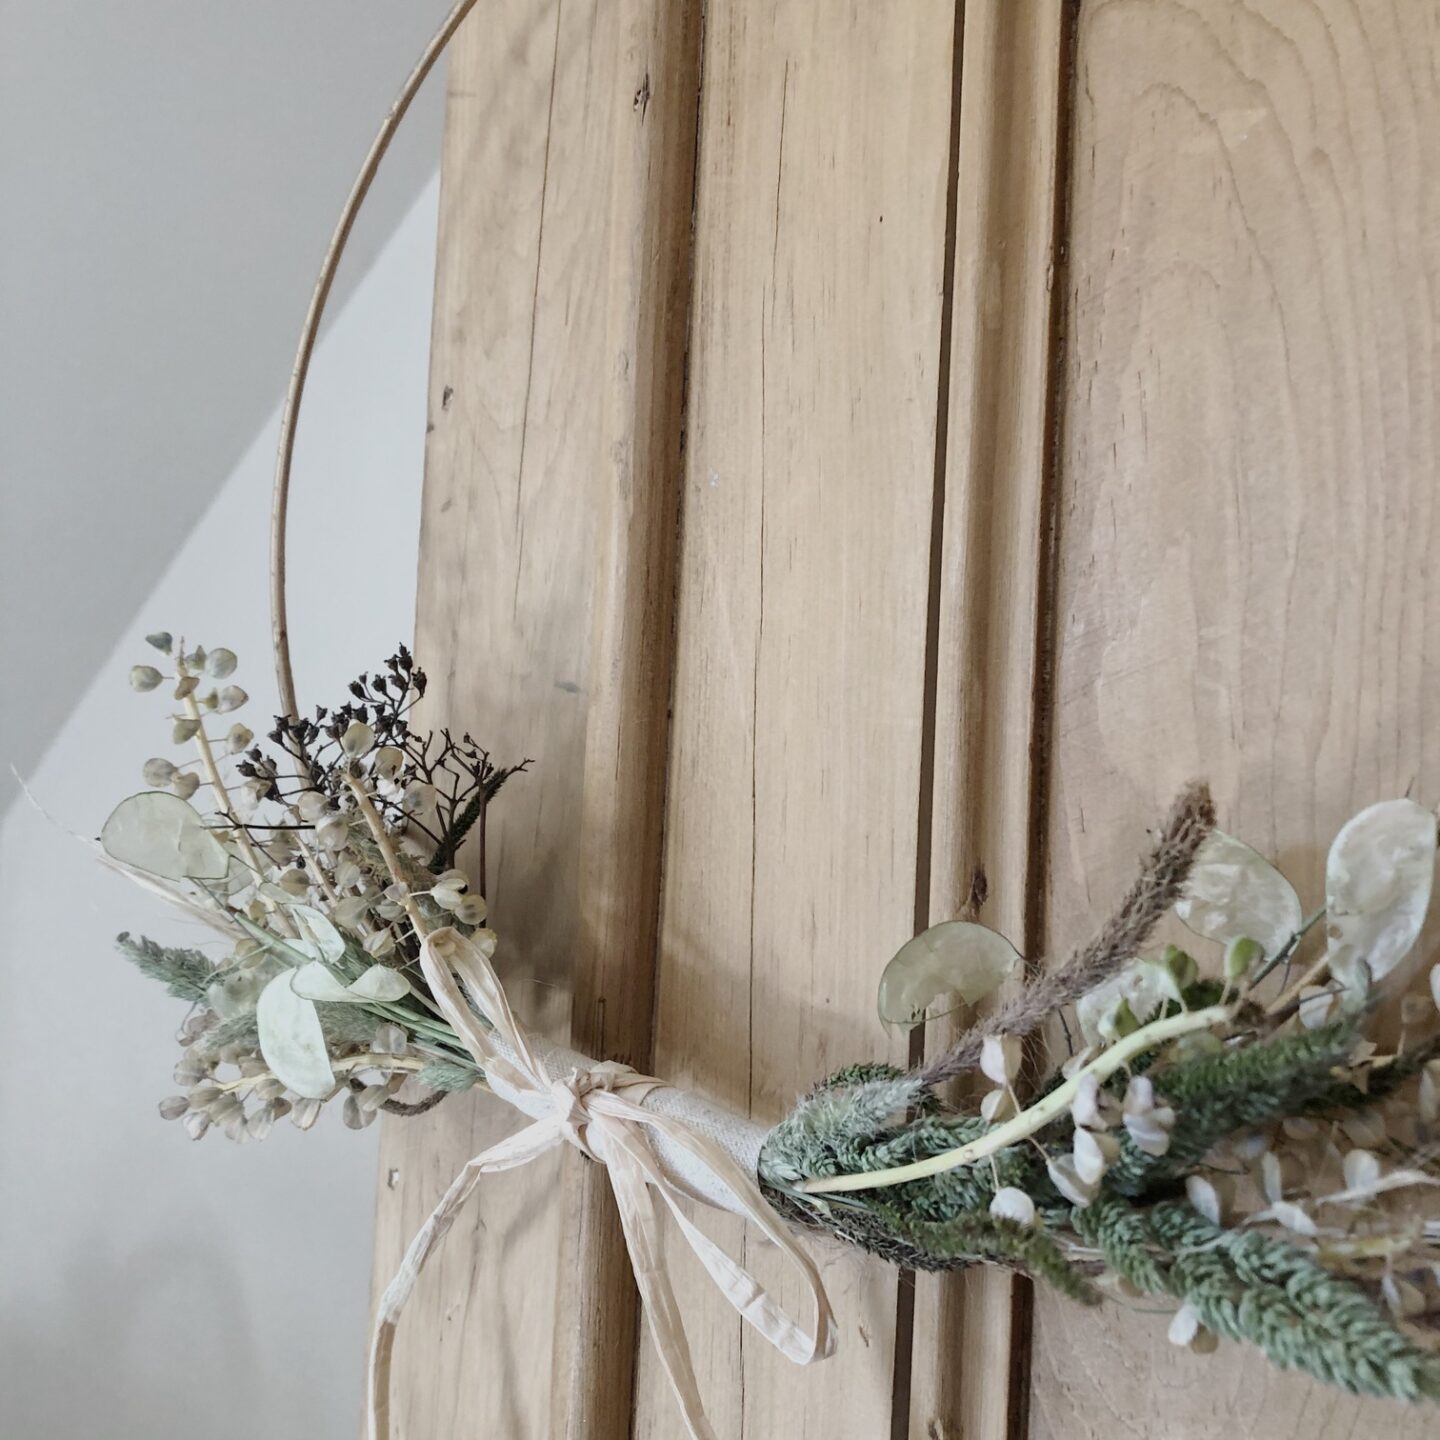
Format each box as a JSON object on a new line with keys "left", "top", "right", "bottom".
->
{"left": 102, "top": 1, "right": 1440, "bottom": 1435}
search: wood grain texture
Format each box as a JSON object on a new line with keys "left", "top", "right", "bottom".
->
{"left": 631, "top": 3, "right": 958, "bottom": 1435}
{"left": 1028, "top": 2, "right": 1440, "bottom": 1436}
{"left": 908, "top": 4, "right": 1073, "bottom": 1437}
{"left": 368, "top": 4, "right": 648, "bottom": 1433}
{"left": 556, "top": 2, "right": 701, "bottom": 1435}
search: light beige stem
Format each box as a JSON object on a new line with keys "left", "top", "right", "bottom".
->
{"left": 271, "top": 0, "right": 482, "bottom": 723}
{"left": 797, "top": 1003, "right": 1235, "bottom": 1195}
{"left": 178, "top": 678, "right": 269, "bottom": 883}
{"left": 343, "top": 773, "right": 432, "bottom": 942}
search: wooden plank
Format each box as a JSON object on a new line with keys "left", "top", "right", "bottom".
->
{"left": 368, "top": 4, "right": 686, "bottom": 1433}
{"left": 908, "top": 3, "right": 1074, "bottom": 1437}
{"left": 1028, "top": 1, "right": 1440, "bottom": 1436}
{"left": 633, "top": 3, "right": 958, "bottom": 1435}
{"left": 555, "top": 2, "right": 702, "bottom": 1435}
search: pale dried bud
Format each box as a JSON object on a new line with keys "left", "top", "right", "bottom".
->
{"left": 1260, "top": 1150, "right": 1285, "bottom": 1203}
{"left": 332, "top": 857, "right": 362, "bottom": 890}
{"left": 142, "top": 757, "right": 177, "bottom": 787}
{"left": 198, "top": 688, "right": 219, "bottom": 710}
{"left": 290, "top": 1096, "right": 322, "bottom": 1131}
{"left": 1168, "top": 1302, "right": 1218, "bottom": 1353}
{"left": 276, "top": 867, "right": 311, "bottom": 898}
{"left": 1122, "top": 1075, "right": 1175, "bottom": 1157}
{"left": 129, "top": 665, "right": 164, "bottom": 692}
{"left": 1185, "top": 1175, "right": 1223, "bottom": 1225}
{"left": 145, "top": 631, "right": 173, "bottom": 654}
{"left": 1073, "top": 1126, "right": 1119, "bottom": 1185}
{"left": 296, "top": 790, "right": 330, "bottom": 822}
{"left": 341, "top": 721, "right": 375, "bottom": 758}
{"left": 431, "top": 869, "right": 468, "bottom": 909}
{"left": 331, "top": 895, "right": 370, "bottom": 930}
{"left": 1046, "top": 1153, "right": 1099, "bottom": 1208}
{"left": 371, "top": 1023, "right": 408, "bottom": 1056}
{"left": 157, "top": 1095, "right": 190, "bottom": 1121}
{"left": 216, "top": 685, "right": 248, "bottom": 713}
{"left": 172, "top": 716, "right": 201, "bottom": 744}
{"left": 1269, "top": 1201, "right": 1316, "bottom": 1236}
{"left": 1343, "top": 1148, "right": 1381, "bottom": 1193}
{"left": 343, "top": 1092, "right": 377, "bottom": 1129}
{"left": 1297, "top": 986, "right": 1336, "bottom": 1030}
{"left": 371, "top": 746, "right": 405, "bottom": 781}
{"left": 364, "top": 929, "right": 396, "bottom": 959}
{"left": 182, "top": 1110, "right": 211, "bottom": 1141}
{"left": 173, "top": 1053, "right": 208, "bottom": 1085}
{"left": 1071, "top": 1073, "right": 1108, "bottom": 1131}
{"left": 452, "top": 893, "right": 488, "bottom": 927}
{"left": 246, "top": 1106, "right": 276, "bottom": 1142}
{"left": 980, "top": 1034, "right": 1022, "bottom": 1087}
{"left": 227, "top": 724, "right": 254, "bottom": 754}
{"left": 171, "top": 772, "right": 200, "bottom": 801}
{"left": 402, "top": 781, "right": 437, "bottom": 815}
{"left": 173, "top": 675, "right": 198, "bottom": 700}
{"left": 316, "top": 815, "right": 349, "bottom": 851}
{"left": 979, "top": 1088, "right": 1017, "bottom": 1123}
{"left": 989, "top": 1187, "right": 1036, "bottom": 1227}
{"left": 206, "top": 648, "right": 238, "bottom": 679}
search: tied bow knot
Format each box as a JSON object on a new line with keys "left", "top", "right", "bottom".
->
{"left": 367, "top": 927, "right": 835, "bottom": 1440}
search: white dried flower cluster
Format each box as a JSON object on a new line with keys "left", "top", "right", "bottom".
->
{"left": 113, "top": 639, "right": 514, "bottom": 1141}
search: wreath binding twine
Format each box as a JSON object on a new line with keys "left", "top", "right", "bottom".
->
{"left": 103, "top": 4, "right": 1440, "bottom": 1437}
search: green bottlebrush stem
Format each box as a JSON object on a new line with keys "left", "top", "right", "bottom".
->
{"left": 1079, "top": 1196, "right": 1440, "bottom": 1403}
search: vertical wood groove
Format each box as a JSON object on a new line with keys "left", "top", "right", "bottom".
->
{"left": 909, "top": 3, "right": 1072, "bottom": 1435}
{"left": 895, "top": 4, "right": 970, "bottom": 1433}
{"left": 558, "top": 3, "right": 705, "bottom": 1434}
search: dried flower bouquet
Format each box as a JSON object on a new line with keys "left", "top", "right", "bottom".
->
{"left": 110, "top": 637, "right": 1440, "bottom": 1411}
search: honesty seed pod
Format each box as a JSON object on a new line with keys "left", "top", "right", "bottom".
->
{"left": 129, "top": 665, "right": 164, "bottom": 692}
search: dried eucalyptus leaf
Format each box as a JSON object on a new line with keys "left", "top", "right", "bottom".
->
{"left": 1176, "top": 830, "right": 1302, "bottom": 959}
{"left": 289, "top": 960, "right": 356, "bottom": 1003}
{"left": 100, "top": 792, "right": 230, "bottom": 881}
{"left": 347, "top": 965, "right": 410, "bottom": 1001}
{"left": 290, "top": 959, "right": 410, "bottom": 1005}
{"left": 290, "top": 904, "right": 347, "bottom": 963}
{"left": 1326, "top": 798, "right": 1437, "bottom": 1000}
{"left": 256, "top": 971, "right": 334, "bottom": 1098}
{"left": 876, "top": 920, "right": 1020, "bottom": 1032}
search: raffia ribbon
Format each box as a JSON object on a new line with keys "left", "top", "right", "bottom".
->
{"left": 368, "top": 926, "right": 836, "bottom": 1440}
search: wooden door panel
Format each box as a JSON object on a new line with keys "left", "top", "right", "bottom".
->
{"left": 1030, "top": 3, "right": 1440, "bottom": 1436}
{"left": 377, "top": 1, "right": 1440, "bottom": 1434}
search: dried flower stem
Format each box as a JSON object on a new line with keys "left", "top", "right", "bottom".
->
{"left": 800, "top": 1002, "right": 1234, "bottom": 1195}
{"left": 343, "top": 772, "right": 431, "bottom": 942}
{"left": 919, "top": 782, "right": 1217, "bottom": 1087}
{"left": 218, "top": 1053, "right": 426, "bottom": 1093}
{"left": 178, "top": 681, "right": 268, "bottom": 881}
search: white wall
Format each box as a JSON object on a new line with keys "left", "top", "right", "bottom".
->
{"left": 0, "top": 0, "right": 455, "bottom": 802}
{"left": 0, "top": 175, "right": 437, "bottom": 1440}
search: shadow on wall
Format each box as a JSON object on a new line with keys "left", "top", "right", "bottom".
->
{"left": 0, "top": 0, "right": 457, "bottom": 806}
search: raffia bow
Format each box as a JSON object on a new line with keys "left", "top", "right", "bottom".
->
{"left": 367, "top": 927, "right": 836, "bottom": 1440}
